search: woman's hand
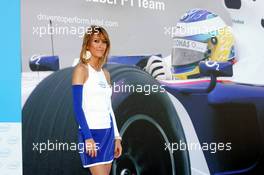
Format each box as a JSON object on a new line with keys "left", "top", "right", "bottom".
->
{"left": 114, "top": 139, "right": 122, "bottom": 158}
{"left": 85, "top": 138, "right": 97, "bottom": 158}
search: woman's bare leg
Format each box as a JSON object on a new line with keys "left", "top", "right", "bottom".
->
{"left": 89, "top": 164, "right": 108, "bottom": 175}
{"left": 105, "top": 163, "right": 112, "bottom": 175}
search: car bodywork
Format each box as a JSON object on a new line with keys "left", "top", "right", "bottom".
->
{"left": 107, "top": 54, "right": 264, "bottom": 174}
{"left": 22, "top": 0, "right": 264, "bottom": 174}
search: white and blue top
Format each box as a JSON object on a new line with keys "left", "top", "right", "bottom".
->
{"left": 72, "top": 63, "right": 121, "bottom": 140}
{"left": 82, "top": 63, "right": 116, "bottom": 128}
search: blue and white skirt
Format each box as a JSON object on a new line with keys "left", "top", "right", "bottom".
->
{"left": 77, "top": 118, "right": 115, "bottom": 168}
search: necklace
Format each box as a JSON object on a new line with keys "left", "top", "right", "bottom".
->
{"left": 88, "top": 62, "right": 101, "bottom": 72}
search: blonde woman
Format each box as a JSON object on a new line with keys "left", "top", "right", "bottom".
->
{"left": 72, "top": 25, "right": 122, "bottom": 175}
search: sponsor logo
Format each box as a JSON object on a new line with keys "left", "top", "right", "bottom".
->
{"left": 232, "top": 19, "right": 245, "bottom": 24}
{"left": 0, "top": 149, "right": 11, "bottom": 158}
{"left": 7, "top": 136, "right": 19, "bottom": 145}
{"left": 7, "top": 162, "right": 21, "bottom": 170}
{"left": 98, "top": 81, "right": 107, "bottom": 88}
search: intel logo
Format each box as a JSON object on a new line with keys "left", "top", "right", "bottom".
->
{"left": 0, "top": 124, "right": 11, "bottom": 133}
{"left": 7, "top": 161, "right": 21, "bottom": 170}
{"left": 7, "top": 136, "right": 19, "bottom": 145}
{"left": 0, "top": 149, "right": 11, "bottom": 158}
{"left": 0, "top": 161, "right": 3, "bottom": 168}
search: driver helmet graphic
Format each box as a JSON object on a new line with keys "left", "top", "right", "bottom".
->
{"left": 171, "top": 9, "right": 236, "bottom": 79}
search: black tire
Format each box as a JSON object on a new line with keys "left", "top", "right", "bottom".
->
{"left": 105, "top": 64, "right": 191, "bottom": 175}
{"left": 22, "top": 68, "right": 88, "bottom": 175}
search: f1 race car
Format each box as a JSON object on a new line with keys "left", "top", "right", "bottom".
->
{"left": 22, "top": 1, "right": 264, "bottom": 175}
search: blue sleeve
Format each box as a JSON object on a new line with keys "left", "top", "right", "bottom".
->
{"left": 72, "top": 85, "right": 92, "bottom": 140}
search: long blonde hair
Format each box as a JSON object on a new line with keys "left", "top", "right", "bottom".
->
{"left": 79, "top": 25, "right": 110, "bottom": 67}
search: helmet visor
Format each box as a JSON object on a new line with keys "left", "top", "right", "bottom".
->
{"left": 172, "top": 38, "right": 208, "bottom": 66}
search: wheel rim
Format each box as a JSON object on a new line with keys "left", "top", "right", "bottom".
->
{"left": 112, "top": 114, "right": 176, "bottom": 175}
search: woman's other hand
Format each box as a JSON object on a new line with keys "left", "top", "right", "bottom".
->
{"left": 85, "top": 138, "right": 97, "bottom": 158}
{"left": 114, "top": 139, "right": 122, "bottom": 158}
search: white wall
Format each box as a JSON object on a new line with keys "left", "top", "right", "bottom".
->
{"left": 21, "top": 0, "right": 231, "bottom": 71}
